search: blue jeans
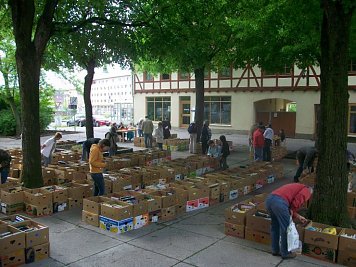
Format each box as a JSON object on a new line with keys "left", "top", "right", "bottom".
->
{"left": 138, "top": 129, "right": 143, "bottom": 137}
{"left": 266, "top": 194, "right": 290, "bottom": 257}
{"left": 1, "top": 169, "right": 9, "bottom": 184}
{"left": 91, "top": 173, "right": 105, "bottom": 196}
{"left": 109, "top": 147, "right": 116, "bottom": 157}
{"left": 263, "top": 139, "right": 272, "bottom": 161}
{"left": 157, "top": 143, "right": 163, "bottom": 150}
{"left": 42, "top": 156, "right": 51, "bottom": 167}
{"left": 144, "top": 133, "right": 152, "bottom": 148}
{"left": 254, "top": 147, "right": 263, "bottom": 161}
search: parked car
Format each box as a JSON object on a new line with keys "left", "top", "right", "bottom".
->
{"left": 93, "top": 115, "right": 111, "bottom": 127}
{"left": 67, "top": 115, "right": 85, "bottom": 126}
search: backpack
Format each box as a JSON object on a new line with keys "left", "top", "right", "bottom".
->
{"left": 188, "top": 122, "right": 197, "bottom": 134}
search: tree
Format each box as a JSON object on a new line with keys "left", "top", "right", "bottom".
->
{"left": 6, "top": 0, "right": 142, "bottom": 187}
{"left": 228, "top": 0, "right": 355, "bottom": 226}
{"left": 133, "top": 0, "right": 237, "bottom": 141}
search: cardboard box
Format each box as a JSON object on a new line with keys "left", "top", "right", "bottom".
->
{"left": 25, "top": 203, "right": 53, "bottom": 217}
{"left": 67, "top": 198, "right": 83, "bottom": 209}
{"left": 25, "top": 242, "right": 50, "bottom": 264}
{"left": 161, "top": 206, "right": 176, "bottom": 221}
{"left": 1, "top": 187, "right": 24, "bottom": 205}
{"left": 64, "top": 183, "right": 91, "bottom": 200}
{"left": 0, "top": 225, "right": 26, "bottom": 254}
{"left": 0, "top": 214, "right": 29, "bottom": 225}
{"left": 82, "top": 210, "right": 100, "bottom": 227}
{"left": 133, "top": 214, "right": 149, "bottom": 229}
{"left": 149, "top": 191, "right": 176, "bottom": 208}
{"left": 24, "top": 189, "right": 52, "bottom": 207}
{"left": 225, "top": 204, "right": 255, "bottom": 225}
{"left": 109, "top": 192, "right": 148, "bottom": 217}
{"left": 83, "top": 196, "right": 111, "bottom": 215}
{"left": 1, "top": 202, "right": 24, "bottom": 215}
{"left": 337, "top": 250, "right": 356, "bottom": 266}
{"left": 0, "top": 249, "right": 25, "bottom": 266}
{"left": 302, "top": 243, "right": 336, "bottom": 263}
{"left": 99, "top": 216, "right": 134, "bottom": 234}
{"left": 337, "top": 228, "right": 356, "bottom": 266}
{"left": 245, "top": 211, "right": 271, "bottom": 234}
{"left": 224, "top": 222, "right": 245, "bottom": 238}
{"left": 100, "top": 200, "right": 133, "bottom": 221}
{"left": 12, "top": 220, "right": 48, "bottom": 248}
{"left": 304, "top": 222, "right": 342, "bottom": 250}
{"left": 41, "top": 185, "right": 68, "bottom": 203}
{"left": 245, "top": 227, "right": 271, "bottom": 245}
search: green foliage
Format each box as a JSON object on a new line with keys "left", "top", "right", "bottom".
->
{"left": 0, "top": 109, "right": 16, "bottom": 135}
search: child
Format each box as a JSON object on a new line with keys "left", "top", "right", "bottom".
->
{"left": 220, "top": 135, "right": 230, "bottom": 170}
{"left": 153, "top": 122, "right": 164, "bottom": 150}
{"left": 207, "top": 140, "right": 221, "bottom": 158}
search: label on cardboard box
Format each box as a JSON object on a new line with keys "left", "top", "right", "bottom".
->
{"left": 302, "top": 243, "right": 336, "bottom": 263}
{"left": 229, "top": 190, "right": 238, "bottom": 200}
{"left": 133, "top": 214, "right": 149, "bottom": 229}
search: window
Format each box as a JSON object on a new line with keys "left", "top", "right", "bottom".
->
{"left": 144, "top": 72, "right": 153, "bottom": 81}
{"left": 147, "top": 97, "right": 171, "bottom": 121}
{"left": 263, "top": 65, "right": 292, "bottom": 76}
{"left": 219, "top": 67, "right": 231, "bottom": 78}
{"left": 204, "top": 96, "right": 231, "bottom": 125}
{"left": 179, "top": 71, "right": 190, "bottom": 80}
{"left": 161, "top": 73, "right": 170, "bottom": 80}
{"left": 349, "top": 104, "right": 356, "bottom": 134}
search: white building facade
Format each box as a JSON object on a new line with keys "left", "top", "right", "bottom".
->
{"left": 133, "top": 63, "right": 356, "bottom": 139}
{"left": 91, "top": 73, "right": 134, "bottom": 123}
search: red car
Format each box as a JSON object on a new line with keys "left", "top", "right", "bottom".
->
{"left": 93, "top": 115, "right": 110, "bottom": 127}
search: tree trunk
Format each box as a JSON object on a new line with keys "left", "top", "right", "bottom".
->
{"left": 84, "top": 59, "right": 96, "bottom": 139}
{"left": 9, "top": 0, "right": 58, "bottom": 188}
{"left": 309, "top": 1, "right": 354, "bottom": 227}
{"left": 194, "top": 67, "right": 205, "bottom": 143}
{"left": 17, "top": 48, "right": 43, "bottom": 188}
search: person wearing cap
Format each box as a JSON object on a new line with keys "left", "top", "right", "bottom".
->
{"left": 263, "top": 124, "right": 274, "bottom": 161}
{"left": 89, "top": 138, "right": 110, "bottom": 196}
{"left": 294, "top": 147, "right": 318, "bottom": 182}
{"left": 41, "top": 132, "right": 62, "bottom": 166}
{"left": 253, "top": 123, "right": 265, "bottom": 161}
{"left": 266, "top": 183, "right": 313, "bottom": 259}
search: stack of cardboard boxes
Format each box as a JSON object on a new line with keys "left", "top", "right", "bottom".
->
{"left": 82, "top": 161, "right": 284, "bottom": 236}
{"left": 225, "top": 192, "right": 356, "bottom": 265}
{"left": 0, "top": 214, "right": 50, "bottom": 266}
{"left": 271, "top": 146, "right": 288, "bottom": 161}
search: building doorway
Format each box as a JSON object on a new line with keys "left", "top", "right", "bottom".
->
{"left": 180, "top": 97, "right": 191, "bottom": 127}
{"left": 254, "top": 98, "right": 296, "bottom": 137}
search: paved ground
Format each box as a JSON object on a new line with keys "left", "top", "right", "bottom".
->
{"left": 0, "top": 128, "right": 346, "bottom": 266}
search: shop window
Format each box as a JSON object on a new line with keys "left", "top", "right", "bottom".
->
{"left": 349, "top": 59, "right": 356, "bottom": 72}
{"left": 204, "top": 96, "right": 231, "bottom": 125}
{"left": 147, "top": 97, "right": 171, "bottom": 121}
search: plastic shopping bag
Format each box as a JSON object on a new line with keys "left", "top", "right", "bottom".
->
{"left": 287, "top": 217, "right": 300, "bottom": 252}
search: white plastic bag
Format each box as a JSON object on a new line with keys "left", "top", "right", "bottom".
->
{"left": 287, "top": 217, "right": 300, "bottom": 252}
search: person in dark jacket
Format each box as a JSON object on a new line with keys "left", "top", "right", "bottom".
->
{"left": 0, "top": 149, "right": 11, "bottom": 184}
{"left": 162, "top": 117, "right": 171, "bottom": 139}
{"left": 82, "top": 138, "right": 101, "bottom": 161}
{"left": 201, "top": 121, "right": 211, "bottom": 154}
{"left": 294, "top": 146, "right": 318, "bottom": 182}
{"left": 219, "top": 135, "right": 230, "bottom": 170}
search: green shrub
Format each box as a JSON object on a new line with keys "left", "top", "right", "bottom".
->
{"left": 0, "top": 109, "right": 16, "bottom": 136}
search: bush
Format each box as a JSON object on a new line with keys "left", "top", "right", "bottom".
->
{"left": 0, "top": 109, "right": 16, "bottom": 136}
